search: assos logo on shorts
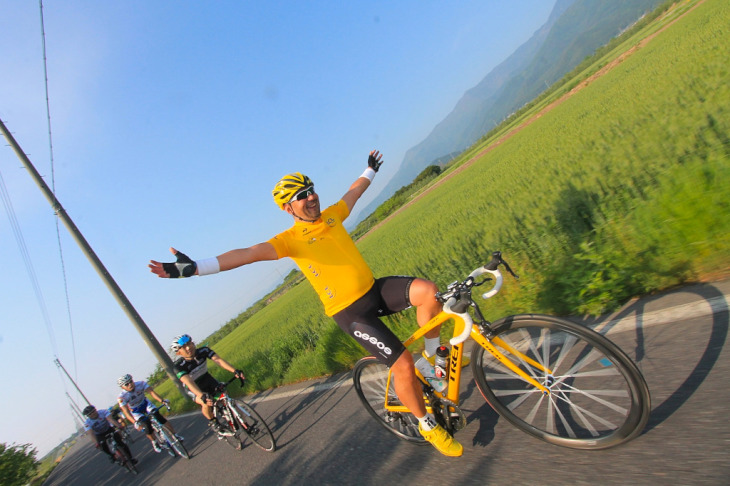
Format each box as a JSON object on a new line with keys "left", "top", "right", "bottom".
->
{"left": 354, "top": 330, "right": 392, "bottom": 356}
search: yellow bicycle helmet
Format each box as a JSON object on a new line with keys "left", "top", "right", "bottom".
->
{"left": 272, "top": 172, "right": 313, "bottom": 209}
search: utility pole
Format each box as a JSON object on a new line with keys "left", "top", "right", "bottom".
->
{"left": 70, "top": 406, "right": 84, "bottom": 433}
{"left": 68, "top": 400, "right": 83, "bottom": 422}
{"left": 1, "top": 117, "right": 186, "bottom": 397}
{"left": 54, "top": 357, "right": 90, "bottom": 405}
{"left": 66, "top": 391, "right": 85, "bottom": 417}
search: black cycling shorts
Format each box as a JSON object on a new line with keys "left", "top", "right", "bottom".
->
{"left": 332, "top": 276, "right": 414, "bottom": 367}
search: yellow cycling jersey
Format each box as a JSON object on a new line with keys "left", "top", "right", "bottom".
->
{"left": 267, "top": 200, "right": 374, "bottom": 316}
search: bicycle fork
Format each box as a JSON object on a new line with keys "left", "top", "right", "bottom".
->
{"left": 470, "top": 326, "right": 552, "bottom": 395}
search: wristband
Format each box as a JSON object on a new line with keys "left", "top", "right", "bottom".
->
{"left": 195, "top": 257, "right": 220, "bottom": 276}
{"left": 360, "top": 167, "right": 376, "bottom": 182}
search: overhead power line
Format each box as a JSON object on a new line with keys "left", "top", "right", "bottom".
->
{"left": 0, "top": 168, "right": 60, "bottom": 356}
{"left": 39, "top": 0, "right": 80, "bottom": 379}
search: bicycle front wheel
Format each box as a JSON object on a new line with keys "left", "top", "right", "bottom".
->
{"left": 168, "top": 434, "right": 190, "bottom": 459}
{"left": 352, "top": 356, "right": 427, "bottom": 444}
{"left": 154, "top": 428, "right": 177, "bottom": 457}
{"left": 472, "top": 314, "right": 650, "bottom": 450}
{"left": 230, "top": 399, "right": 276, "bottom": 452}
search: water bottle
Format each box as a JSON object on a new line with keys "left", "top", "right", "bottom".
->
{"left": 415, "top": 351, "right": 447, "bottom": 393}
{"left": 415, "top": 356, "right": 435, "bottom": 380}
{"left": 434, "top": 345, "right": 449, "bottom": 381}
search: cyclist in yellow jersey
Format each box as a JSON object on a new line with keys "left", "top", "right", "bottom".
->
{"left": 149, "top": 151, "right": 463, "bottom": 457}
{"left": 267, "top": 198, "right": 374, "bottom": 316}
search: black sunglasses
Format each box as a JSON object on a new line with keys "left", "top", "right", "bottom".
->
{"left": 291, "top": 186, "right": 315, "bottom": 202}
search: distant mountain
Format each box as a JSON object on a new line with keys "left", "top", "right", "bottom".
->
{"left": 356, "top": 0, "right": 664, "bottom": 223}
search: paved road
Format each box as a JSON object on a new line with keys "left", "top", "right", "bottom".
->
{"left": 45, "top": 279, "right": 730, "bottom": 485}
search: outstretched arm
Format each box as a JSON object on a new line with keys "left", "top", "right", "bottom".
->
{"left": 149, "top": 243, "right": 278, "bottom": 278}
{"left": 147, "top": 388, "right": 167, "bottom": 404}
{"left": 342, "top": 150, "right": 383, "bottom": 212}
{"left": 211, "top": 354, "right": 238, "bottom": 374}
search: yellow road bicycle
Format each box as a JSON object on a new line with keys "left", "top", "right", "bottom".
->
{"left": 353, "top": 252, "right": 651, "bottom": 450}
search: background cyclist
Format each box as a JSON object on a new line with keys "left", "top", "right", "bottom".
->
{"left": 149, "top": 150, "right": 462, "bottom": 457}
{"left": 170, "top": 333, "right": 245, "bottom": 436}
{"left": 117, "top": 373, "right": 181, "bottom": 453}
{"left": 82, "top": 404, "right": 135, "bottom": 464}
{"left": 108, "top": 406, "right": 128, "bottom": 430}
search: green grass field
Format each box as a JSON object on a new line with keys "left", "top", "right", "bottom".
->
{"left": 158, "top": 0, "right": 730, "bottom": 410}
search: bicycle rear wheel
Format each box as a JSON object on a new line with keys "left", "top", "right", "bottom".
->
{"left": 230, "top": 399, "right": 276, "bottom": 452}
{"left": 352, "top": 356, "right": 427, "bottom": 445}
{"left": 472, "top": 314, "right": 650, "bottom": 450}
{"left": 114, "top": 448, "right": 138, "bottom": 474}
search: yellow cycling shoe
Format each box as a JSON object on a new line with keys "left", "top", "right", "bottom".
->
{"left": 419, "top": 424, "right": 463, "bottom": 457}
{"left": 422, "top": 351, "right": 470, "bottom": 367}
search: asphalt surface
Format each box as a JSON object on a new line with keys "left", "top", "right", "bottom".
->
{"left": 45, "top": 279, "right": 730, "bottom": 485}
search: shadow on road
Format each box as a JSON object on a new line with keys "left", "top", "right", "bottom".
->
{"left": 576, "top": 281, "right": 729, "bottom": 434}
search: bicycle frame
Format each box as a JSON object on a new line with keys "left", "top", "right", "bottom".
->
{"left": 213, "top": 380, "right": 256, "bottom": 433}
{"left": 215, "top": 393, "right": 238, "bottom": 426}
{"left": 382, "top": 278, "right": 552, "bottom": 414}
{"left": 105, "top": 432, "right": 122, "bottom": 457}
{"left": 146, "top": 406, "right": 173, "bottom": 443}
{"left": 103, "top": 429, "right": 137, "bottom": 472}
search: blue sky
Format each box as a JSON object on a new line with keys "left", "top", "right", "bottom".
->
{"left": 0, "top": 1, "right": 556, "bottom": 457}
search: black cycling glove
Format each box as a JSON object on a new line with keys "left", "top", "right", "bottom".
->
{"left": 368, "top": 151, "right": 383, "bottom": 172}
{"left": 162, "top": 251, "right": 197, "bottom": 278}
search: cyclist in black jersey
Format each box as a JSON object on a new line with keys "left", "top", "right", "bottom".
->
{"left": 171, "top": 334, "right": 245, "bottom": 435}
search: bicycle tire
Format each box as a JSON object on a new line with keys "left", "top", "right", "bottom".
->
{"left": 352, "top": 356, "right": 428, "bottom": 445}
{"left": 168, "top": 434, "right": 190, "bottom": 459}
{"left": 230, "top": 399, "right": 276, "bottom": 452}
{"left": 115, "top": 447, "right": 138, "bottom": 474}
{"left": 471, "top": 314, "right": 651, "bottom": 450}
{"left": 154, "top": 428, "right": 176, "bottom": 457}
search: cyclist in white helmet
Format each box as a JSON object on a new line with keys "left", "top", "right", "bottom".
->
{"left": 117, "top": 373, "right": 181, "bottom": 453}
{"left": 150, "top": 150, "right": 463, "bottom": 456}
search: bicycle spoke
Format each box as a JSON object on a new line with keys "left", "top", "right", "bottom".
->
{"left": 555, "top": 384, "right": 630, "bottom": 415}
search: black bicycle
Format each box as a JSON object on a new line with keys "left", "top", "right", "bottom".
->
{"left": 102, "top": 429, "right": 137, "bottom": 474}
{"left": 211, "top": 376, "right": 276, "bottom": 452}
